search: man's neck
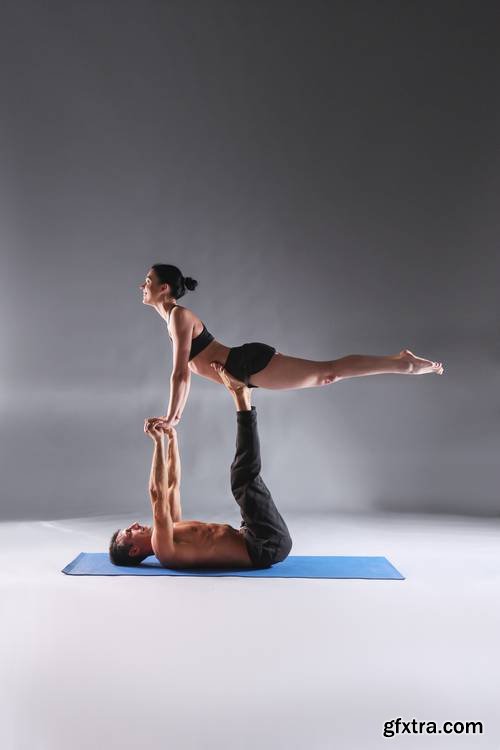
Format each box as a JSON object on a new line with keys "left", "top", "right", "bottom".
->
{"left": 141, "top": 540, "right": 154, "bottom": 557}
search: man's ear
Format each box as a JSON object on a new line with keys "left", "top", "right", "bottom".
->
{"left": 128, "top": 545, "right": 140, "bottom": 557}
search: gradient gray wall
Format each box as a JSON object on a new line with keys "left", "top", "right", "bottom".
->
{"left": 1, "top": 0, "right": 498, "bottom": 521}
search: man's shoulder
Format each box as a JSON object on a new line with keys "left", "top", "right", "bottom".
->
{"left": 150, "top": 522, "right": 176, "bottom": 564}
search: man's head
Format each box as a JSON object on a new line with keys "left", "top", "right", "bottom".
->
{"left": 109, "top": 522, "right": 153, "bottom": 566}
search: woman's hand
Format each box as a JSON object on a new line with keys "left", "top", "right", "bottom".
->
{"left": 144, "top": 416, "right": 179, "bottom": 433}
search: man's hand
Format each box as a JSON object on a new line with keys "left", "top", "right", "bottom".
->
{"left": 144, "top": 419, "right": 165, "bottom": 441}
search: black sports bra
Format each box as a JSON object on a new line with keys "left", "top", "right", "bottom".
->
{"left": 167, "top": 305, "right": 215, "bottom": 361}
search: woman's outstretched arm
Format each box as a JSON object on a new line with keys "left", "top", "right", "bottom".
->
{"left": 175, "top": 367, "right": 191, "bottom": 422}
{"left": 163, "top": 308, "right": 192, "bottom": 427}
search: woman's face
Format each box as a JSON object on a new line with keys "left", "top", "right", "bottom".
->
{"left": 140, "top": 269, "right": 167, "bottom": 306}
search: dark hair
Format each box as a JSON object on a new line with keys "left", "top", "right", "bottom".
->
{"left": 151, "top": 264, "right": 198, "bottom": 298}
{"left": 109, "top": 529, "right": 149, "bottom": 567}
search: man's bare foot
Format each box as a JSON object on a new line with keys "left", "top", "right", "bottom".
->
{"left": 210, "top": 361, "right": 248, "bottom": 392}
{"left": 396, "top": 349, "right": 445, "bottom": 375}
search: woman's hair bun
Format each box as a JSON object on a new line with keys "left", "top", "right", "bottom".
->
{"left": 183, "top": 276, "right": 198, "bottom": 291}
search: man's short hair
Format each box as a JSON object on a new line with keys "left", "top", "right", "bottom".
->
{"left": 109, "top": 529, "right": 149, "bottom": 566}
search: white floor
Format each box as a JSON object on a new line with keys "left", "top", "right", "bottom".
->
{"left": 1, "top": 511, "right": 499, "bottom": 750}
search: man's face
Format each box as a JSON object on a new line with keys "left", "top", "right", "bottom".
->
{"left": 117, "top": 522, "right": 152, "bottom": 556}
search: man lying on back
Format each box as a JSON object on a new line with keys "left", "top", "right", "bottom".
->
{"left": 109, "top": 363, "right": 292, "bottom": 569}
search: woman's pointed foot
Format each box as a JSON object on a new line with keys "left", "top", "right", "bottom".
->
{"left": 210, "top": 361, "right": 249, "bottom": 392}
{"left": 397, "top": 349, "right": 445, "bottom": 375}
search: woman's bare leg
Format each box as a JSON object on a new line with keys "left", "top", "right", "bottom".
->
{"left": 231, "top": 348, "right": 444, "bottom": 391}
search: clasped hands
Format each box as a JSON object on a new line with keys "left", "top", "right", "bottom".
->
{"left": 144, "top": 415, "right": 178, "bottom": 439}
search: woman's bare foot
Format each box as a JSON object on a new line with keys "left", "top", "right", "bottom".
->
{"left": 210, "top": 361, "right": 248, "bottom": 392}
{"left": 396, "top": 349, "right": 445, "bottom": 375}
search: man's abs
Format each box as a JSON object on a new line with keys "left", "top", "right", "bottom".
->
{"left": 167, "top": 520, "right": 253, "bottom": 568}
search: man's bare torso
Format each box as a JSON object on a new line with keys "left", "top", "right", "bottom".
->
{"left": 153, "top": 520, "right": 253, "bottom": 569}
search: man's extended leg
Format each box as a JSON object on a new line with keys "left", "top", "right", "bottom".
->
{"left": 211, "top": 362, "right": 292, "bottom": 568}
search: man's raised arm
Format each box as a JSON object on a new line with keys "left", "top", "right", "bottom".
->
{"left": 144, "top": 421, "right": 176, "bottom": 561}
{"left": 166, "top": 427, "right": 182, "bottom": 522}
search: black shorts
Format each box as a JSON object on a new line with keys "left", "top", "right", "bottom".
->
{"left": 224, "top": 342, "right": 276, "bottom": 388}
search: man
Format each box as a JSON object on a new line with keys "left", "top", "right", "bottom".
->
{"left": 109, "top": 362, "right": 292, "bottom": 569}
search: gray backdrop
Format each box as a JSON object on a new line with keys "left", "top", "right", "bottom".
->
{"left": 1, "top": 0, "right": 498, "bottom": 521}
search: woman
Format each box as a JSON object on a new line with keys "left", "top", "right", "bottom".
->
{"left": 140, "top": 264, "right": 444, "bottom": 430}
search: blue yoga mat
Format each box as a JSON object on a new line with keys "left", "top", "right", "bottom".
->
{"left": 62, "top": 553, "right": 404, "bottom": 579}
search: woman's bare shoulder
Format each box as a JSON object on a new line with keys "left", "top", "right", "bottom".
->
{"left": 172, "top": 305, "right": 200, "bottom": 323}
